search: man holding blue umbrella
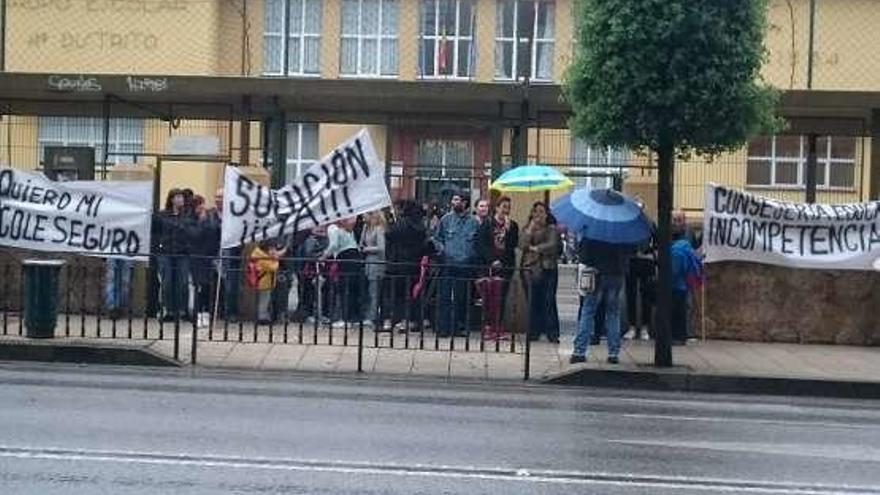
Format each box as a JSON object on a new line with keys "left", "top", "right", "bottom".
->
{"left": 551, "top": 188, "right": 652, "bottom": 364}
{"left": 571, "top": 237, "right": 633, "bottom": 364}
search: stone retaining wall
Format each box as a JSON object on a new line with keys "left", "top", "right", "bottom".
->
{"left": 703, "top": 262, "right": 880, "bottom": 345}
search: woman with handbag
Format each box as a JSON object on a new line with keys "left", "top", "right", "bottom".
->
{"left": 518, "top": 202, "right": 560, "bottom": 343}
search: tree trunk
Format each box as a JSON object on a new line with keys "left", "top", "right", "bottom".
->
{"left": 805, "top": 134, "right": 818, "bottom": 203}
{"left": 654, "top": 143, "right": 674, "bottom": 367}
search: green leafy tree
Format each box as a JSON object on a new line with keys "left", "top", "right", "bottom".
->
{"left": 566, "top": 0, "right": 780, "bottom": 366}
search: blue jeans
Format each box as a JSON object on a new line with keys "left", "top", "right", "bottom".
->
{"left": 364, "top": 278, "right": 382, "bottom": 322}
{"left": 437, "top": 264, "right": 470, "bottom": 336}
{"left": 573, "top": 275, "right": 624, "bottom": 358}
{"left": 104, "top": 258, "right": 133, "bottom": 312}
{"left": 222, "top": 258, "right": 240, "bottom": 319}
{"left": 544, "top": 268, "right": 560, "bottom": 339}
{"left": 159, "top": 256, "right": 191, "bottom": 318}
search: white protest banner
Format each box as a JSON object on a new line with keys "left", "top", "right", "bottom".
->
{"left": 0, "top": 168, "right": 153, "bottom": 257}
{"left": 221, "top": 129, "right": 391, "bottom": 248}
{"left": 703, "top": 183, "right": 880, "bottom": 270}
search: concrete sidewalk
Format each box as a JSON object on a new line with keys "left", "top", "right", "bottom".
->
{"left": 2, "top": 313, "right": 880, "bottom": 397}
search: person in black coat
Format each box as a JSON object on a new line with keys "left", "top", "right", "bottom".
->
{"left": 386, "top": 200, "right": 433, "bottom": 331}
{"left": 626, "top": 223, "right": 657, "bottom": 340}
{"left": 155, "top": 188, "right": 196, "bottom": 321}
{"left": 190, "top": 194, "right": 221, "bottom": 327}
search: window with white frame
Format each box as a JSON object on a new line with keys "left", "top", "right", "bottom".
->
{"left": 419, "top": 0, "right": 475, "bottom": 78}
{"left": 285, "top": 123, "right": 319, "bottom": 183}
{"left": 746, "top": 135, "right": 856, "bottom": 189}
{"left": 38, "top": 117, "right": 144, "bottom": 165}
{"left": 264, "top": 0, "right": 322, "bottom": 76}
{"left": 570, "top": 138, "right": 627, "bottom": 189}
{"left": 416, "top": 139, "right": 473, "bottom": 178}
{"left": 340, "top": 0, "right": 399, "bottom": 76}
{"left": 495, "top": 0, "right": 555, "bottom": 81}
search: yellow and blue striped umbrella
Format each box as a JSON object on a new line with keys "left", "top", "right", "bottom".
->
{"left": 489, "top": 165, "right": 573, "bottom": 192}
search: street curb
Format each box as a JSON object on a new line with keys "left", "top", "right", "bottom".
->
{"left": 0, "top": 340, "right": 181, "bottom": 367}
{"left": 543, "top": 367, "right": 880, "bottom": 399}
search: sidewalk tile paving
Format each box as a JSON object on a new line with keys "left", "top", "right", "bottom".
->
{"left": 259, "top": 344, "right": 308, "bottom": 371}
{"left": 449, "top": 352, "right": 488, "bottom": 380}
{"left": 2, "top": 312, "right": 880, "bottom": 390}
{"left": 373, "top": 348, "right": 416, "bottom": 374}
{"left": 410, "top": 350, "right": 452, "bottom": 377}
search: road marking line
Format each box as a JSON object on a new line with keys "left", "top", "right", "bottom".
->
{"left": 621, "top": 412, "right": 880, "bottom": 429}
{"left": 608, "top": 438, "right": 880, "bottom": 463}
{"left": 0, "top": 446, "right": 877, "bottom": 495}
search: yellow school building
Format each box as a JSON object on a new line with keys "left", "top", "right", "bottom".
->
{"left": 0, "top": 0, "right": 878, "bottom": 222}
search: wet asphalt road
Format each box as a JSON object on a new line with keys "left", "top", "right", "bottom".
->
{"left": 1, "top": 362, "right": 879, "bottom": 494}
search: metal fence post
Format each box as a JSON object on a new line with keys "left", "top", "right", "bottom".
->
{"left": 173, "top": 258, "right": 180, "bottom": 360}
{"left": 191, "top": 308, "right": 198, "bottom": 365}
{"left": 357, "top": 319, "right": 364, "bottom": 373}
{"left": 524, "top": 323, "right": 531, "bottom": 381}
{"left": 173, "top": 321, "right": 180, "bottom": 361}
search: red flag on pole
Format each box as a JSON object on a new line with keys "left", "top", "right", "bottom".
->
{"left": 437, "top": 27, "right": 449, "bottom": 74}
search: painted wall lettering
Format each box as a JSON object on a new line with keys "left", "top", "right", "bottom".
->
{"left": 11, "top": 0, "right": 188, "bottom": 14}
{"left": 60, "top": 30, "right": 159, "bottom": 52}
{"left": 47, "top": 74, "right": 102, "bottom": 92}
{"left": 126, "top": 76, "right": 169, "bottom": 92}
{"left": 9, "top": 0, "right": 74, "bottom": 11}
{"left": 26, "top": 31, "right": 160, "bottom": 52}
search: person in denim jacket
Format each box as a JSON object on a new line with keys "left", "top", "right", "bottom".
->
{"left": 432, "top": 192, "right": 479, "bottom": 337}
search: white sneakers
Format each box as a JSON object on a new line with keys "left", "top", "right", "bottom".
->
{"left": 624, "top": 326, "right": 652, "bottom": 340}
{"left": 197, "top": 312, "right": 210, "bottom": 328}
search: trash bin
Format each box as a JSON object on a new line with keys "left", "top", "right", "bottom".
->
{"left": 23, "top": 259, "right": 66, "bottom": 339}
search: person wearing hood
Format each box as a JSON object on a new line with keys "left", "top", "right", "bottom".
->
{"left": 386, "top": 200, "right": 433, "bottom": 332}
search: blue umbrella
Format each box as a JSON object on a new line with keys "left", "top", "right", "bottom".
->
{"left": 551, "top": 188, "right": 651, "bottom": 244}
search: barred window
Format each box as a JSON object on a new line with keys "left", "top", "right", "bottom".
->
{"left": 569, "top": 138, "right": 627, "bottom": 189}
{"left": 746, "top": 135, "right": 856, "bottom": 189}
{"left": 419, "top": 0, "right": 475, "bottom": 79}
{"left": 285, "top": 123, "right": 319, "bottom": 183}
{"left": 495, "top": 0, "right": 555, "bottom": 81}
{"left": 264, "top": 0, "right": 322, "bottom": 76}
{"left": 38, "top": 117, "right": 144, "bottom": 165}
{"left": 340, "top": 0, "right": 399, "bottom": 76}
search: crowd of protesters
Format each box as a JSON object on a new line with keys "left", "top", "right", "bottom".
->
{"left": 104, "top": 187, "right": 702, "bottom": 357}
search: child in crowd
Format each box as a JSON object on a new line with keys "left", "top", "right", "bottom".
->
{"left": 249, "top": 240, "right": 286, "bottom": 325}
